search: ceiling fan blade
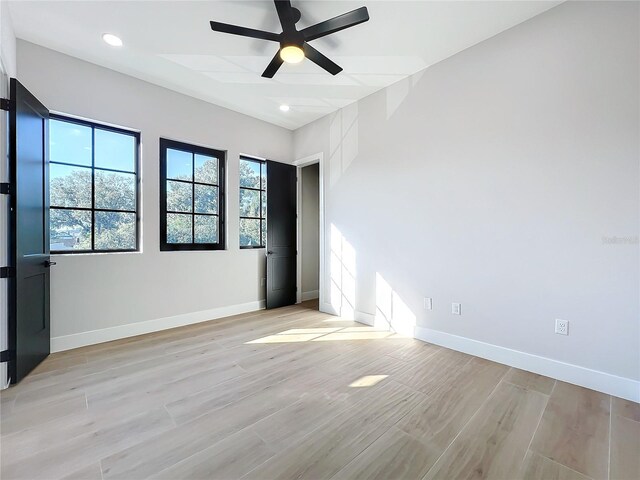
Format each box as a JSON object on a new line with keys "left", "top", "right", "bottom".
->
{"left": 274, "top": 0, "right": 296, "bottom": 33}
{"left": 210, "top": 21, "right": 281, "bottom": 42}
{"left": 302, "top": 44, "right": 342, "bottom": 75}
{"left": 262, "top": 51, "right": 285, "bottom": 78}
{"left": 301, "top": 6, "right": 369, "bottom": 42}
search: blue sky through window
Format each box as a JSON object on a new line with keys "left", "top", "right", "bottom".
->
{"left": 50, "top": 119, "right": 91, "bottom": 166}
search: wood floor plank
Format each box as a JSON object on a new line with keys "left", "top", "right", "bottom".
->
{"left": 10, "top": 340, "right": 230, "bottom": 411}
{"left": 393, "top": 348, "right": 473, "bottom": 394}
{"left": 164, "top": 364, "right": 310, "bottom": 425}
{"left": 150, "top": 428, "right": 275, "bottom": 480}
{"left": 1, "top": 392, "right": 87, "bottom": 436}
{"left": 396, "top": 357, "right": 508, "bottom": 453}
{"left": 242, "top": 381, "right": 427, "bottom": 480}
{"left": 612, "top": 396, "right": 640, "bottom": 422}
{"left": 29, "top": 353, "right": 89, "bottom": 376}
{"left": 0, "top": 390, "right": 16, "bottom": 417}
{"left": 100, "top": 379, "right": 309, "bottom": 479}
{"left": 610, "top": 414, "right": 640, "bottom": 480}
{"left": 16, "top": 306, "right": 322, "bottom": 394}
{"left": 386, "top": 340, "right": 443, "bottom": 363}
{"left": 2, "top": 398, "right": 177, "bottom": 466}
{"left": 519, "top": 451, "right": 592, "bottom": 480}
{"left": 86, "top": 356, "right": 246, "bottom": 416}
{"left": 236, "top": 338, "right": 358, "bottom": 373}
{"left": 60, "top": 463, "right": 103, "bottom": 480}
{"left": 2, "top": 407, "right": 174, "bottom": 480}
{"left": 423, "top": 382, "right": 548, "bottom": 480}
{"left": 504, "top": 368, "right": 555, "bottom": 395}
{"left": 250, "top": 392, "right": 353, "bottom": 452}
{"left": 530, "top": 381, "right": 610, "bottom": 479}
{"left": 331, "top": 427, "right": 439, "bottom": 480}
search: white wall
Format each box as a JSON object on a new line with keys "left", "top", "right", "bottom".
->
{"left": 301, "top": 163, "right": 319, "bottom": 299}
{"left": 16, "top": 41, "right": 292, "bottom": 349}
{"left": 0, "top": 1, "right": 16, "bottom": 77}
{"left": 294, "top": 1, "right": 640, "bottom": 398}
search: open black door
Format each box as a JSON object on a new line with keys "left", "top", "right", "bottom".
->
{"left": 7, "top": 78, "right": 50, "bottom": 383}
{"left": 266, "top": 160, "right": 296, "bottom": 309}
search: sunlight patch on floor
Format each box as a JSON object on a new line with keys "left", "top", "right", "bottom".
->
{"left": 312, "top": 331, "right": 395, "bottom": 341}
{"left": 246, "top": 333, "right": 325, "bottom": 344}
{"left": 280, "top": 327, "right": 342, "bottom": 335}
{"left": 340, "top": 326, "right": 390, "bottom": 333}
{"left": 348, "top": 375, "right": 389, "bottom": 388}
{"left": 245, "top": 325, "right": 410, "bottom": 345}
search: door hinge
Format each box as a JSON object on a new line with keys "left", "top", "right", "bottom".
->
{"left": 0, "top": 183, "right": 11, "bottom": 195}
{"left": 0, "top": 266, "right": 15, "bottom": 278}
{"left": 0, "top": 98, "right": 13, "bottom": 112}
{"left": 0, "top": 349, "right": 12, "bottom": 363}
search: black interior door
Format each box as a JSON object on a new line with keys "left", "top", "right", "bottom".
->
{"left": 8, "top": 78, "right": 50, "bottom": 383}
{"left": 266, "top": 160, "right": 296, "bottom": 309}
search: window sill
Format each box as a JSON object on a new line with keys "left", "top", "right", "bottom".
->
{"left": 51, "top": 250, "right": 141, "bottom": 257}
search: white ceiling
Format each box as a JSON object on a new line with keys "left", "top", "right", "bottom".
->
{"left": 8, "top": 0, "right": 561, "bottom": 130}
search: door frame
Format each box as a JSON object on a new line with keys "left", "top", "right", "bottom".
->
{"left": 293, "top": 152, "right": 324, "bottom": 306}
{"left": 0, "top": 60, "right": 8, "bottom": 389}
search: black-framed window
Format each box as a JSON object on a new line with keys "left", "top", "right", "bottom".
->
{"left": 160, "top": 138, "right": 225, "bottom": 251}
{"left": 49, "top": 115, "right": 140, "bottom": 254}
{"left": 239, "top": 156, "right": 266, "bottom": 248}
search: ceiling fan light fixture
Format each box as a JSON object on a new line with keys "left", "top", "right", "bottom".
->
{"left": 280, "top": 45, "right": 305, "bottom": 64}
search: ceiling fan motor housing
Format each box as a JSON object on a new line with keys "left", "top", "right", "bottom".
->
{"left": 281, "top": 32, "right": 305, "bottom": 51}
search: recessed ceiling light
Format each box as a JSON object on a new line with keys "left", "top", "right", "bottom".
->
{"left": 102, "top": 33, "right": 123, "bottom": 47}
{"left": 279, "top": 105, "right": 290, "bottom": 112}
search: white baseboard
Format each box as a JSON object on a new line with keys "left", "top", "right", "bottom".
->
{"left": 354, "top": 310, "right": 375, "bottom": 326}
{"left": 320, "top": 302, "right": 339, "bottom": 316}
{"left": 51, "top": 300, "right": 265, "bottom": 353}
{"left": 414, "top": 326, "right": 640, "bottom": 403}
{"left": 318, "top": 302, "right": 374, "bottom": 326}
{"left": 301, "top": 290, "right": 319, "bottom": 301}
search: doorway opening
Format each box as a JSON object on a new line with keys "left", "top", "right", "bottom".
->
{"left": 295, "top": 153, "right": 323, "bottom": 312}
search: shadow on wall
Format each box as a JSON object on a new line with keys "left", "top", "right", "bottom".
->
{"left": 329, "top": 223, "right": 417, "bottom": 336}
{"left": 329, "top": 102, "right": 359, "bottom": 188}
{"left": 327, "top": 67, "right": 427, "bottom": 189}
{"left": 375, "top": 272, "right": 416, "bottom": 336}
{"left": 385, "top": 69, "right": 427, "bottom": 121}
{"left": 330, "top": 223, "right": 356, "bottom": 318}
{"left": 324, "top": 70, "right": 429, "bottom": 335}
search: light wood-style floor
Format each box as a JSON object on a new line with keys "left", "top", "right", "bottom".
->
{"left": 1, "top": 301, "right": 638, "bottom": 480}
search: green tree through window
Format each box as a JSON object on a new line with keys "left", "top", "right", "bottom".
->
{"left": 49, "top": 116, "right": 139, "bottom": 253}
{"left": 239, "top": 157, "right": 266, "bottom": 248}
{"left": 160, "top": 139, "right": 225, "bottom": 251}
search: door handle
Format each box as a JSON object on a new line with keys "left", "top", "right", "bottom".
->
{"left": 43, "top": 260, "right": 57, "bottom": 268}
{"left": 267, "top": 251, "right": 274, "bottom": 255}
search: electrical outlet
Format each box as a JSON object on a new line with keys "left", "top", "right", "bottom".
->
{"left": 452, "top": 303, "right": 461, "bottom": 315}
{"left": 424, "top": 297, "right": 433, "bottom": 310}
{"left": 555, "top": 319, "right": 569, "bottom": 335}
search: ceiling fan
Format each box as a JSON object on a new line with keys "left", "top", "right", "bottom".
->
{"left": 209, "top": 0, "right": 370, "bottom": 78}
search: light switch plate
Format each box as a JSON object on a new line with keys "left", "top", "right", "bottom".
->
{"left": 424, "top": 297, "right": 433, "bottom": 310}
